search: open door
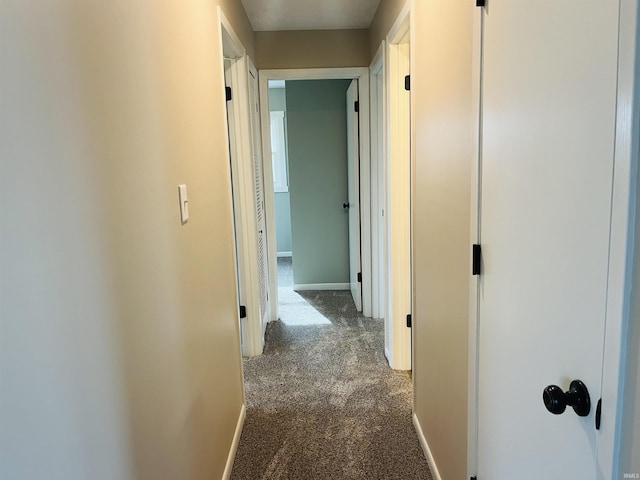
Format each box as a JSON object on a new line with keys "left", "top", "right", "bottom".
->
{"left": 346, "top": 80, "right": 362, "bottom": 312}
{"left": 220, "top": 18, "right": 263, "bottom": 357}
{"left": 223, "top": 58, "right": 248, "bottom": 353}
{"left": 248, "top": 62, "right": 270, "bottom": 345}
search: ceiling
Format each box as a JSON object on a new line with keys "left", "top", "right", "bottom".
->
{"left": 241, "top": 0, "right": 382, "bottom": 31}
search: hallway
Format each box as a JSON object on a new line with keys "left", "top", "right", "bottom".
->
{"left": 3, "top": 2, "right": 639, "bottom": 480}
{"left": 231, "top": 263, "right": 431, "bottom": 479}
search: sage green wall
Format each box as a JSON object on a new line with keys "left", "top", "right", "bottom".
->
{"left": 269, "top": 87, "right": 286, "bottom": 111}
{"left": 274, "top": 193, "right": 292, "bottom": 253}
{"left": 286, "top": 80, "right": 351, "bottom": 285}
{"left": 268, "top": 87, "right": 292, "bottom": 254}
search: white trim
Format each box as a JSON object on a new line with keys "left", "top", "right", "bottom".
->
{"left": 467, "top": 6, "right": 484, "bottom": 478}
{"left": 413, "top": 414, "right": 443, "bottom": 480}
{"left": 222, "top": 404, "right": 246, "bottom": 480}
{"left": 409, "top": 0, "right": 417, "bottom": 380}
{"left": 387, "top": 1, "right": 411, "bottom": 46}
{"left": 219, "top": 9, "right": 244, "bottom": 58}
{"left": 359, "top": 81, "right": 373, "bottom": 320}
{"left": 370, "top": 41, "right": 386, "bottom": 324}
{"left": 259, "top": 73, "right": 280, "bottom": 325}
{"left": 598, "top": 1, "right": 639, "bottom": 477}
{"left": 277, "top": 251, "right": 292, "bottom": 258}
{"left": 261, "top": 67, "right": 372, "bottom": 81}
{"left": 293, "top": 283, "right": 350, "bottom": 291}
{"left": 259, "top": 67, "right": 372, "bottom": 325}
{"left": 219, "top": 7, "right": 263, "bottom": 358}
{"left": 216, "top": 10, "right": 244, "bottom": 363}
{"left": 386, "top": 4, "right": 412, "bottom": 371}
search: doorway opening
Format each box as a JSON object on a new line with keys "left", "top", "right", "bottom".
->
{"left": 267, "top": 77, "right": 363, "bottom": 325}
{"left": 220, "top": 9, "right": 268, "bottom": 359}
{"left": 259, "top": 68, "right": 372, "bottom": 332}
{"left": 383, "top": 5, "right": 412, "bottom": 371}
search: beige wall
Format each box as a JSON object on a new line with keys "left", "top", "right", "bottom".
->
{"left": 254, "top": 29, "right": 370, "bottom": 69}
{"left": 0, "top": 1, "right": 252, "bottom": 479}
{"left": 220, "top": 0, "right": 255, "bottom": 60}
{"left": 411, "top": 2, "right": 474, "bottom": 479}
{"left": 369, "top": 0, "right": 408, "bottom": 58}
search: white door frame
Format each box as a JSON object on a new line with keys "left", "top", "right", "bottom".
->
{"left": 346, "top": 80, "right": 364, "bottom": 312}
{"left": 370, "top": 42, "right": 386, "bottom": 324}
{"left": 219, "top": 7, "right": 264, "bottom": 358}
{"left": 248, "top": 58, "right": 270, "bottom": 348}
{"left": 258, "top": 67, "right": 372, "bottom": 323}
{"left": 386, "top": 2, "right": 412, "bottom": 371}
{"left": 466, "top": 2, "right": 640, "bottom": 478}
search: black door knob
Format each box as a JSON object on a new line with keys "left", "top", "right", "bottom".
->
{"left": 343, "top": 203, "right": 350, "bottom": 209}
{"left": 543, "top": 380, "right": 591, "bottom": 417}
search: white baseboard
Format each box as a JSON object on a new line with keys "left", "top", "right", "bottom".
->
{"left": 384, "top": 347, "right": 392, "bottom": 367}
{"left": 413, "top": 413, "right": 442, "bottom": 480}
{"left": 293, "top": 283, "right": 350, "bottom": 291}
{"left": 223, "top": 404, "right": 246, "bottom": 480}
{"left": 277, "top": 251, "right": 292, "bottom": 258}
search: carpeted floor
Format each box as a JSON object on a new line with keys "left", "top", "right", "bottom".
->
{"left": 230, "top": 259, "right": 431, "bottom": 479}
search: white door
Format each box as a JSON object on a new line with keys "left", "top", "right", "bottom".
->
{"left": 249, "top": 66, "right": 269, "bottom": 342}
{"left": 476, "top": 1, "right": 620, "bottom": 478}
{"left": 346, "top": 80, "right": 362, "bottom": 312}
{"left": 224, "top": 59, "right": 247, "bottom": 351}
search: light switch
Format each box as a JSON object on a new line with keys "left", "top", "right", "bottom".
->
{"left": 178, "top": 184, "right": 189, "bottom": 224}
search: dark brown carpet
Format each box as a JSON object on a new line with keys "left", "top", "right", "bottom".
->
{"left": 230, "top": 289, "right": 432, "bottom": 479}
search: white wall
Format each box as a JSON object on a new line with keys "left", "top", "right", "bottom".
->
{"left": 0, "top": 1, "right": 251, "bottom": 478}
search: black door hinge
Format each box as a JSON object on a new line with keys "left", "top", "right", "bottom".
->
{"left": 595, "top": 398, "right": 602, "bottom": 430}
{"left": 404, "top": 75, "right": 411, "bottom": 91}
{"left": 472, "top": 244, "right": 482, "bottom": 275}
{"left": 357, "top": 272, "right": 362, "bottom": 283}
{"left": 354, "top": 101, "right": 359, "bottom": 113}
{"left": 239, "top": 305, "right": 247, "bottom": 318}
{"left": 406, "top": 314, "right": 412, "bottom": 328}
{"left": 225, "top": 86, "right": 232, "bottom": 101}
{"left": 476, "top": 0, "right": 485, "bottom": 6}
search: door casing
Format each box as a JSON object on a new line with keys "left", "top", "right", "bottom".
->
{"left": 258, "top": 68, "right": 372, "bottom": 325}
{"left": 386, "top": 4, "right": 412, "bottom": 371}
{"left": 370, "top": 42, "right": 386, "bottom": 323}
{"left": 219, "top": 8, "right": 264, "bottom": 359}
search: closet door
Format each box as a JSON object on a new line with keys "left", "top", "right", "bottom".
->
{"left": 476, "top": 1, "right": 620, "bottom": 478}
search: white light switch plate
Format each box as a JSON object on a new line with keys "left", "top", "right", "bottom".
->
{"left": 178, "top": 184, "right": 189, "bottom": 224}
